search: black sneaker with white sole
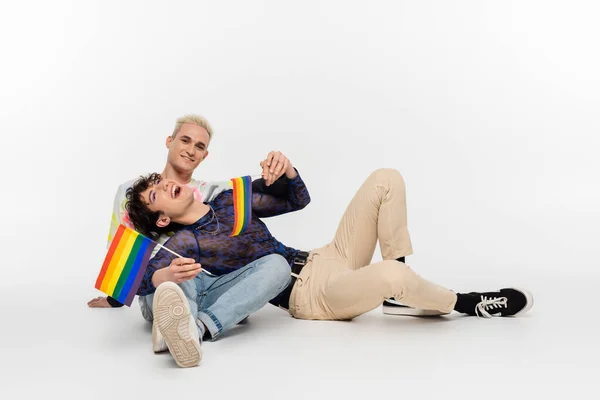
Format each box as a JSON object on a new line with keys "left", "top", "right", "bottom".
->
{"left": 383, "top": 298, "right": 449, "bottom": 316}
{"left": 462, "top": 288, "right": 534, "bottom": 318}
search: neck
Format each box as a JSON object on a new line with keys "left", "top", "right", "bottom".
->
{"left": 162, "top": 163, "right": 193, "bottom": 184}
{"left": 176, "top": 200, "right": 210, "bottom": 226}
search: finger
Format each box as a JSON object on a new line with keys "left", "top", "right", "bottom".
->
{"left": 174, "top": 257, "right": 195, "bottom": 266}
{"left": 271, "top": 160, "right": 282, "bottom": 177}
{"left": 88, "top": 297, "right": 101, "bottom": 305}
{"left": 269, "top": 170, "right": 276, "bottom": 185}
{"left": 270, "top": 152, "right": 281, "bottom": 173}
{"left": 266, "top": 151, "right": 275, "bottom": 167}
{"left": 268, "top": 154, "right": 280, "bottom": 182}
{"left": 176, "top": 268, "right": 201, "bottom": 282}
{"left": 176, "top": 263, "right": 201, "bottom": 273}
{"left": 260, "top": 160, "right": 268, "bottom": 178}
{"left": 182, "top": 262, "right": 202, "bottom": 272}
{"left": 274, "top": 156, "right": 287, "bottom": 176}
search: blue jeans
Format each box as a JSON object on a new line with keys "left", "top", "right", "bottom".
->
{"left": 139, "top": 254, "right": 291, "bottom": 340}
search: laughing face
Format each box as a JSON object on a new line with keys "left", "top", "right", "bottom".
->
{"left": 140, "top": 176, "right": 195, "bottom": 225}
{"left": 166, "top": 123, "right": 210, "bottom": 173}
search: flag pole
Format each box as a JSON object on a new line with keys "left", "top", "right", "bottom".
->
{"left": 152, "top": 238, "right": 216, "bottom": 276}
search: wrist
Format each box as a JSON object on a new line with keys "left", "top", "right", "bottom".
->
{"left": 106, "top": 296, "right": 124, "bottom": 308}
{"left": 285, "top": 165, "right": 297, "bottom": 179}
{"left": 151, "top": 268, "right": 169, "bottom": 288}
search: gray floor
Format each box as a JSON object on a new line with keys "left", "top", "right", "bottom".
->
{"left": 2, "top": 267, "right": 597, "bottom": 400}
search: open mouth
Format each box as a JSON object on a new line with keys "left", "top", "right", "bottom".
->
{"left": 171, "top": 185, "right": 181, "bottom": 199}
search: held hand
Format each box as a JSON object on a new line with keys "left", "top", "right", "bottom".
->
{"left": 260, "top": 150, "right": 294, "bottom": 185}
{"left": 87, "top": 296, "right": 111, "bottom": 308}
{"left": 166, "top": 257, "right": 202, "bottom": 283}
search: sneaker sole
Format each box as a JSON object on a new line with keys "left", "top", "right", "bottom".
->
{"left": 511, "top": 287, "right": 534, "bottom": 317}
{"left": 153, "top": 283, "right": 202, "bottom": 368}
{"left": 383, "top": 305, "right": 449, "bottom": 317}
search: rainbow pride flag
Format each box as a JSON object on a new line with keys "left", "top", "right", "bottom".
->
{"left": 95, "top": 224, "right": 158, "bottom": 306}
{"left": 230, "top": 175, "right": 252, "bottom": 237}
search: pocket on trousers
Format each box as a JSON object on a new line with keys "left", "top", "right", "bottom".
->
{"left": 289, "top": 274, "right": 313, "bottom": 319}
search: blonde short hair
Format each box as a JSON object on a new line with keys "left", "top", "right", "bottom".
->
{"left": 172, "top": 114, "right": 213, "bottom": 140}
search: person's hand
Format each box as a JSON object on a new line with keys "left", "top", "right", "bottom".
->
{"left": 87, "top": 296, "right": 111, "bottom": 308}
{"left": 259, "top": 151, "right": 294, "bottom": 186}
{"left": 164, "top": 257, "right": 202, "bottom": 284}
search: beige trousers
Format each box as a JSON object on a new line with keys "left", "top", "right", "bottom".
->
{"left": 289, "top": 169, "right": 457, "bottom": 320}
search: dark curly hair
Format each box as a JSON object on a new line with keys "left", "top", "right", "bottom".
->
{"left": 125, "top": 173, "right": 183, "bottom": 239}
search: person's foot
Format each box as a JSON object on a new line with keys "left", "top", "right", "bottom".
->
{"left": 383, "top": 298, "right": 449, "bottom": 316}
{"left": 153, "top": 282, "right": 202, "bottom": 367}
{"left": 460, "top": 288, "right": 534, "bottom": 318}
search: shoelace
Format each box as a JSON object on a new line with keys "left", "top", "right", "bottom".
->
{"left": 475, "top": 296, "right": 508, "bottom": 318}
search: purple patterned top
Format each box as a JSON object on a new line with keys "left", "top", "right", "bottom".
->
{"left": 137, "top": 172, "right": 311, "bottom": 295}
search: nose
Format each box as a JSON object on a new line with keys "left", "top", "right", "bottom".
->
{"left": 160, "top": 180, "right": 170, "bottom": 192}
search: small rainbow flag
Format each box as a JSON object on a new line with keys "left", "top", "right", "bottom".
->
{"left": 95, "top": 224, "right": 158, "bottom": 306}
{"left": 230, "top": 175, "right": 252, "bottom": 237}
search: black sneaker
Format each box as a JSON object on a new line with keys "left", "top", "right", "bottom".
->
{"left": 383, "top": 298, "right": 449, "bottom": 316}
{"left": 467, "top": 288, "right": 534, "bottom": 318}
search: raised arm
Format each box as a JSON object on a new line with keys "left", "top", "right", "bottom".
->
{"left": 252, "top": 167, "right": 310, "bottom": 218}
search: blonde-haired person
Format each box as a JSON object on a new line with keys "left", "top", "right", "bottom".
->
{"left": 171, "top": 114, "right": 213, "bottom": 138}
{"left": 88, "top": 114, "right": 291, "bottom": 311}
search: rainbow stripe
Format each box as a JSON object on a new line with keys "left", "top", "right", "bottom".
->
{"left": 230, "top": 175, "right": 252, "bottom": 237}
{"left": 95, "top": 224, "right": 157, "bottom": 306}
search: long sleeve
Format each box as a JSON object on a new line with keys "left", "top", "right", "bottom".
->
{"left": 252, "top": 175, "right": 289, "bottom": 198}
{"left": 252, "top": 169, "right": 311, "bottom": 218}
{"left": 198, "top": 180, "right": 232, "bottom": 202}
{"left": 202, "top": 176, "right": 286, "bottom": 201}
{"left": 136, "top": 229, "right": 201, "bottom": 296}
{"left": 106, "top": 182, "right": 133, "bottom": 307}
{"left": 107, "top": 183, "right": 132, "bottom": 247}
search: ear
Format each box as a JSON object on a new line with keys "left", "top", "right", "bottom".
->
{"left": 166, "top": 136, "right": 173, "bottom": 148}
{"left": 202, "top": 150, "right": 209, "bottom": 161}
{"left": 156, "top": 213, "right": 171, "bottom": 228}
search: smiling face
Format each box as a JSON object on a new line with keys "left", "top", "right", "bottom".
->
{"left": 166, "top": 123, "right": 210, "bottom": 174}
{"left": 139, "top": 176, "right": 196, "bottom": 227}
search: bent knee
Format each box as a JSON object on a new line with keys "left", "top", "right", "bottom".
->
{"left": 259, "top": 254, "right": 291, "bottom": 280}
{"left": 369, "top": 168, "right": 405, "bottom": 188}
{"left": 375, "top": 260, "right": 419, "bottom": 290}
{"left": 260, "top": 253, "right": 289, "bottom": 267}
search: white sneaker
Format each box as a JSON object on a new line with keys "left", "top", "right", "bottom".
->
{"left": 153, "top": 282, "right": 202, "bottom": 368}
{"left": 152, "top": 322, "right": 168, "bottom": 353}
{"left": 382, "top": 298, "right": 449, "bottom": 316}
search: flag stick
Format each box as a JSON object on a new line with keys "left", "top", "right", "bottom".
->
{"left": 153, "top": 240, "right": 216, "bottom": 276}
